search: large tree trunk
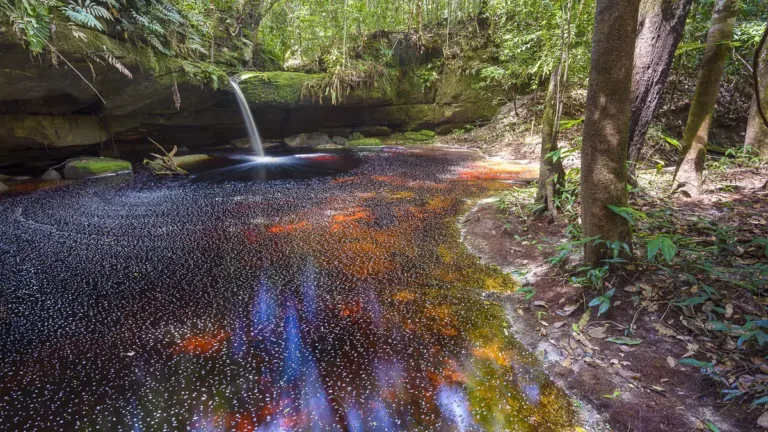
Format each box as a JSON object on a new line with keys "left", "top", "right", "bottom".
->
{"left": 580, "top": 0, "right": 641, "bottom": 267}
{"left": 746, "top": 27, "right": 768, "bottom": 155}
{"left": 674, "top": 0, "right": 740, "bottom": 195}
{"left": 535, "top": 68, "right": 566, "bottom": 215}
{"left": 628, "top": 0, "right": 694, "bottom": 164}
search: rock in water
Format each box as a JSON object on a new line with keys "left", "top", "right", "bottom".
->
{"left": 41, "top": 169, "right": 62, "bottom": 180}
{"left": 0, "top": 182, "right": 8, "bottom": 193}
{"left": 62, "top": 158, "right": 132, "bottom": 180}
{"left": 332, "top": 136, "right": 349, "bottom": 146}
{"left": 284, "top": 133, "right": 331, "bottom": 147}
{"left": 231, "top": 138, "right": 251, "bottom": 149}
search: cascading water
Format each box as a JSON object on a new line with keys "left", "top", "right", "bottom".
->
{"left": 229, "top": 76, "right": 265, "bottom": 157}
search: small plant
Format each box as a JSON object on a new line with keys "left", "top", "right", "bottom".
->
{"left": 588, "top": 287, "right": 615, "bottom": 316}
{"left": 646, "top": 235, "right": 678, "bottom": 264}
{"left": 143, "top": 138, "right": 187, "bottom": 175}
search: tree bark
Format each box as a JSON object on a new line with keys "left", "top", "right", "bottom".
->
{"left": 535, "top": 68, "right": 566, "bottom": 215}
{"left": 628, "top": 0, "right": 694, "bottom": 164}
{"left": 746, "top": 24, "right": 768, "bottom": 155}
{"left": 674, "top": 0, "right": 740, "bottom": 195}
{"left": 580, "top": 0, "right": 641, "bottom": 267}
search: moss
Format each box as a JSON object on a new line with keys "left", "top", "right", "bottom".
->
{"left": 238, "top": 72, "right": 324, "bottom": 106}
{"left": 403, "top": 131, "right": 434, "bottom": 142}
{"left": 64, "top": 158, "right": 132, "bottom": 179}
{"left": 347, "top": 138, "right": 384, "bottom": 147}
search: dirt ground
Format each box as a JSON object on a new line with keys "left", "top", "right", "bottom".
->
{"left": 450, "top": 87, "right": 768, "bottom": 430}
{"left": 460, "top": 169, "right": 768, "bottom": 431}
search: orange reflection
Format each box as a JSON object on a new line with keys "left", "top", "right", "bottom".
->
{"left": 458, "top": 161, "right": 539, "bottom": 181}
{"left": 174, "top": 330, "right": 229, "bottom": 355}
{"left": 267, "top": 221, "right": 310, "bottom": 234}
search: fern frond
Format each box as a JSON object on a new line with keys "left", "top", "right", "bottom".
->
{"left": 62, "top": 7, "right": 104, "bottom": 30}
{"left": 101, "top": 47, "right": 132, "bottom": 79}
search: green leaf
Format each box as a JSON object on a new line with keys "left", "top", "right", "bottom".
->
{"left": 606, "top": 205, "right": 647, "bottom": 225}
{"left": 678, "top": 358, "right": 712, "bottom": 368}
{"left": 598, "top": 300, "right": 610, "bottom": 316}
{"left": 703, "top": 420, "right": 720, "bottom": 432}
{"left": 674, "top": 296, "right": 708, "bottom": 307}
{"left": 606, "top": 337, "right": 642, "bottom": 345}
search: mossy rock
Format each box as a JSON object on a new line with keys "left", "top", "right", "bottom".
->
{"left": 63, "top": 158, "right": 132, "bottom": 179}
{"left": 403, "top": 130, "right": 436, "bottom": 142}
{"left": 347, "top": 138, "right": 384, "bottom": 147}
{"left": 237, "top": 72, "right": 324, "bottom": 107}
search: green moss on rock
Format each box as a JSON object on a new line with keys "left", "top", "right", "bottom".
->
{"left": 63, "top": 158, "right": 132, "bottom": 179}
{"left": 347, "top": 138, "right": 384, "bottom": 146}
{"left": 238, "top": 72, "right": 323, "bottom": 106}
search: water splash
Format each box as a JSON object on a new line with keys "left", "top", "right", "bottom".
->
{"left": 229, "top": 76, "right": 265, "bottom": 157}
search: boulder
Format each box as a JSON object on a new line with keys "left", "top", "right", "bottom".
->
{"left": 349, "top": 132, "right": 365, "bottom": 141}
{"left": 284, "top": 133, "right": 331, "bottom": 147}
{"left": 332, "top": 136, "right": 349, "bottom": 146}
{"left": 63, "top": 158, "right": 132, "bottom": 180}
{"left": 41, "top": 169, "right": 62, "bottom": 180}
{"left": 231, "top": 138, "right": 252, "bottom": 149}
{"left": 0, "top": 182, "right": 8, "bottom": 193}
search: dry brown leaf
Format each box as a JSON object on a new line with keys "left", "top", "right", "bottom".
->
{"left": 666, "top": 356, "right": 677, "bottom": 368}
{"left": 587, "top": 326, "right": 608, "bottom": 339}
{"left": 654, "top": 323, "right": 676, "bottom": 337}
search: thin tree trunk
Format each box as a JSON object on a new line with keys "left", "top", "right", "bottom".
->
{"left": 746, "top": 23, "right": 768, "bottom": 155}
{"left": 628, "top": 0, "right": 694, "bottom": 164}
{"left": 535, "top": 68, "right": 566, "bottom": 216}
{"left": 581, "top": 0, "right": 641, "bottom": 266}
{"left": 674, "top": 0, "right": 740, "bottom": 195}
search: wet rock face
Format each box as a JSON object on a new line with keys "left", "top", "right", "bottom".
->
{"left": 284, "top": 133, "right": 332, "bottom": 147}
{"left": 0, "top": 148, "right": 568, "bottom": 431}
{"left": 62, "top": 157, "right": 132, "bottom": 179}
{"left": 0, "top": 27, "right": 503, "bottom": 155}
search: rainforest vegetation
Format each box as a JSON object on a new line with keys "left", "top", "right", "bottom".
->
{"left": 2, "top": 0, "right": 768, "bottom": 429}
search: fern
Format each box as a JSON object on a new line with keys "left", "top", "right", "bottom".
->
{"left": 101, "top": 47, "right": 132, "bottom": 78}
{"left": 60, "top": 0, "right": 112, "bottom": 31}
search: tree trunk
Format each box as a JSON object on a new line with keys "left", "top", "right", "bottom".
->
{"left": 250, "top": 14, "right": 263, "bottom": 66}
{"left": 628, "top": 0, "right": 694, "bottom": 164}
{"left": 674, "top": 0, "right": 740, "bottom": 195}
{"left": 580, "top": 0, "right": 641, "bottom": 267}
{"left": 535, "top": 68, "right": 566, "bottom": 215}
{"left": 746, "top": 26, "right": 768, "bottom": 155}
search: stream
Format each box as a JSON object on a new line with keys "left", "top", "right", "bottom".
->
{"left": 0, "top": 147, "right": 573, "bottom": 431}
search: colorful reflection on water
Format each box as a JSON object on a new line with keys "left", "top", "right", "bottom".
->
{"left": 0, "top": 147, "right": 572, "bottom": 431}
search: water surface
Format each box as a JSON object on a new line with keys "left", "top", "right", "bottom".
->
{"left": 0, "top": 147, "right": 573, "bottom": 431}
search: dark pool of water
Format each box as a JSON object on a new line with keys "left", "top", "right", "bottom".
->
{"left": 0, "top": 147, "right": 573, "bottom": 431}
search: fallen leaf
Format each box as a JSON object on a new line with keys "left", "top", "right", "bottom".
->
{"left": 553, "top": 321, "right": 566, "bottom": 329}
{"left": 532, "top": 301, "right": 547, "bottom": 308}
{"left": 757, "top": 411, "right": 768, "bottom": 428}
{"left": 587, "top": 326, "right": 608, "bottom": 339}
{"left": 607, "top": 337, "right": 643, "bottom": 345}
{"left": 556, "top": 303, "right": 579, "bottom": 316}
{"left": 617, "top": 369, "right": 641, "bottom": 381}
{"left": 654, "top": 323, "right": 676, "bottom": 337}
{"left": 667, "top": 356, "right": 677, "bottom": 368}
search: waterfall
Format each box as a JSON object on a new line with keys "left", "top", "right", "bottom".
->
{"left": 229, "top": 76, "right": 265, "bottom": 157}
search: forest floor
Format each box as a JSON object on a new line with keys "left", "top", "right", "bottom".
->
{"left": 451, "top": 96, "right": 768, "bottom": 431}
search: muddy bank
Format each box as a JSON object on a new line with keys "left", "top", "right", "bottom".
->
{"left": 461, "top": 201, "right": 758, "bottom": 432}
